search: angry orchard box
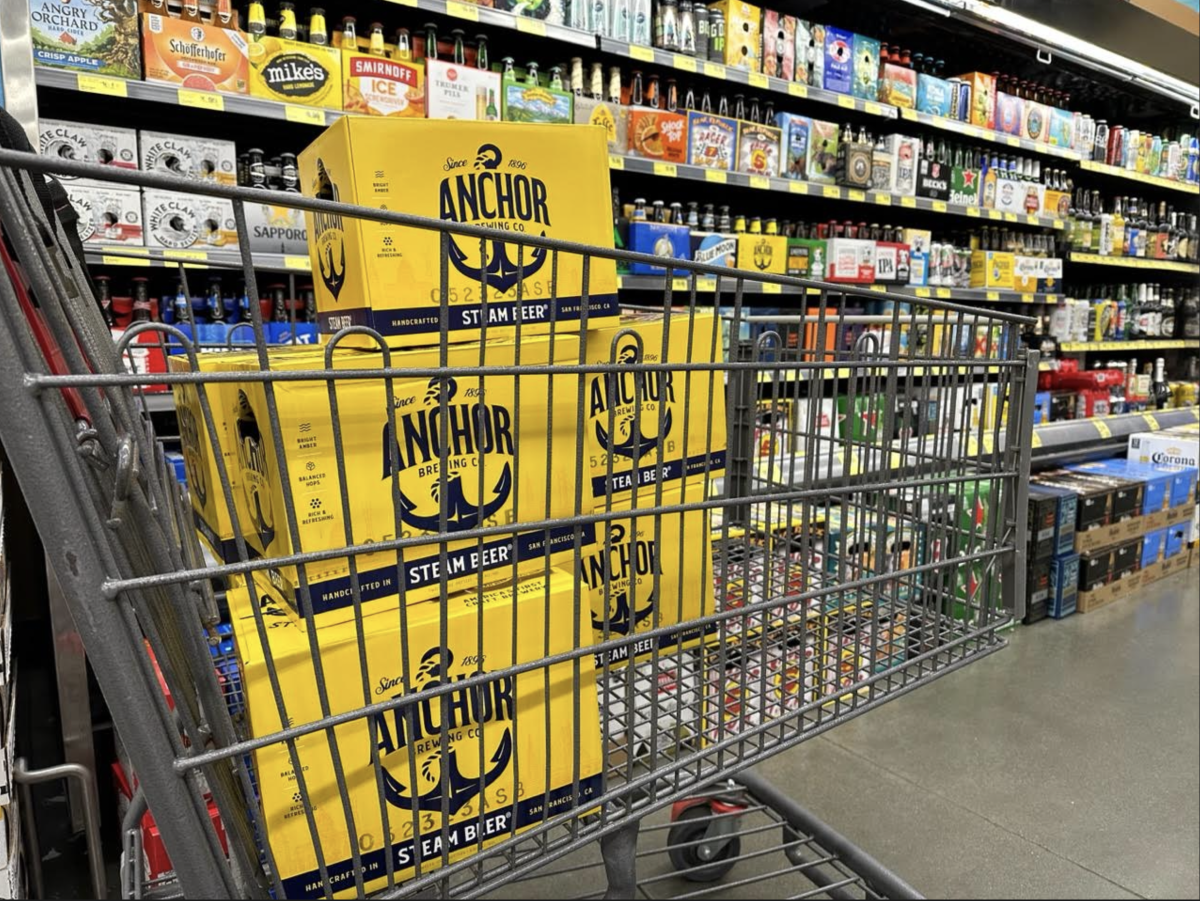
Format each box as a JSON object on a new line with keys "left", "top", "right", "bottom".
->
{"left": 30, "top": 0, "right": 141, "bottom": 79}
{"left": 298, "top": 118, "right": 618, "bottom": 347}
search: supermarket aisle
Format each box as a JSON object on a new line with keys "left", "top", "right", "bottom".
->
{"left": 759, "top": 568, "right": 1200, "bottom": 900}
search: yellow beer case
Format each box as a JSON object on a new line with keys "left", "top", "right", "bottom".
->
{"left": 230, "top": 568, "right": 604, "bottom": 898}
{"left": 585, "top": 310, "right": 727, "bottom": 505}
{"left": 297, "top": 118, "right": 619, "bottom": 348}
{"left": 228, "top": 337, "right": 594, "bottom": 622}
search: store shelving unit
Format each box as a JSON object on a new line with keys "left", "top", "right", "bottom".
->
{"left": 1077, "top": 159, "right": 1200, "bottom": 195}
{"left": 84, "top": 246, "right": 310, "bottom": 274}
{"left": 1067, "top": 253, "right": 1200, "bottom": 274}
{"left": 1030, "top": 406, "right": 1200, "bottom": 463}
{"left": 1058, "top": 339, "right": 1198, "bottom": 352}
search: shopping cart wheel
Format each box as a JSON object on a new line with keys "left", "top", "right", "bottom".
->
{"left": 667, "top": 806, "right": 742, "bottom": 882}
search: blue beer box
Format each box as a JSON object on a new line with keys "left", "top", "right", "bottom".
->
{"left": 1070, "top": 459, "right": 1170, "bottom": 515}
{"left": 1165, "top": 523, "right": 1192, "bottom": 559}
{"left": 851, "top": 34, "right": 881, "bottom": 100}
{"left": 1141, "top": 529, "right": 1165, "bottom": 569}
{"left": 628, "top": 221, "right": 691, "bottom": 275}
{"left": 916, "top": 74, "right": 954, "bottom": 118}
{"left": 822, "top": 26, "right": 855, "bottom": 94}
{"left": 1032, "top": 390, "right": 1052, "bottom": 424}
{"left": 775, "top": 113, "right": 812, "bottom": 180}
{"left": 691, "top": 232, "right": 737, "bottom": 267}
{"left": 1048, "top": 552, "right": 1079, "bottom": 618}
{"left": 1027, "top": 484, "right": 1078, "bottom": 557}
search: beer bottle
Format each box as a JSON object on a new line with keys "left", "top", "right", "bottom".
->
{"left": 548, "top": 65, "right": 564, "bottom": 90}
{"left": 173, "top": 280, "right": 192, "bottom": 323}
{"left": 734, "top": 93, "right": 745, "bottom": 120}
{"left": 236, "top": 153, "right": 250, "bottom": 187}
{"left": 423, "top": 23, "right": 438, "bottom": 60}
{"left": 569, "top": 58, "right": 584, "bottom": 95}
{"left": 683, "top": 85, "right": 695, "bottom": 110}
{"left": 665, "top": 78, "right": 679, "bottom": 112}
{"left": 280, "top": 153, "right": 300, "bottom": 193}
{"left": 247, "top": 148, "right": 267, "bottom": 189}
{"left": 630, "top": 70, "right": 644, "bottom": 106}
{"left": 717, "top": 205, "right": 731, "bottom": 231}
{"left": 271, "top": 286, "right": 289, "bottom": 322}
{"left": 717, "top": 94, "right": 728, "bottom": 116}
{"left": 308, "top": 8, "right": 327, "bottom": 45}
{"left": 485, "top": 89, "right": 498, "bottom": 121}
{"left": 766, "top": 218, "right": 778, "bottom": 235}
{"left": 748, "top": 216, "right": 762, "bottom": 234}
{"left": 502, "top": 57, "right": 517, "bottom": 81}
{"left": 590, "top": 62, "right": 604, "bottom": 99}
{"left": 96, "top": 275, "right": 115, "bottom": 327}
{"left": 701, "top": 204, "right": 715, "bottom": 230}
{"left": 340, "top": 16, "right": 356, "bottom": 47}
{"left": 652, "top": 200, "right": 666, "bottom": 222}
{"left": 608, "top": 67, "right": 622, "bottom": 104}
{"left": 239, "top": 283, "right": 255, "bottom": 323}
{"left": 278, "top": 2, "right": 298, "bottom": 40}
{"left": 749, "top": 96, "right": 760, "bottom": 124}
{"left": 646, "top": 74, "right": 661, "bottom": 109}
{"left": 131, "top": 278, "right": 152, "bottom": 323}
{"left": 451, "top": 29, "right": 467, "bottom": 65}
{"left": 207, "top": 277, "right": 227, "bottom": 324}
{"left": 632, "top": 197, "right": 647, "bottom": 220}
{"left": 476, "top": 35, "right": 490, "bottom": 70}
{"left": 733, "top": 214, "right": 746, "bottom": 234}
{"left": 701, "top": 90, "right": 712, "bottom": 113}
{"left": 670, "top": 202, "right": 684, "bottom": 225}
{"left": 686, "top": 202, "right": 699, "bottom": 228}
{"left": 392, "top": 28, "right": 411, "bottom": 60}
{"left": 216, "top": 0, "right": 232, "bottom": 25}
{"left": 247, "top": 1, "right": 266, "bottom": 38}
{"left": 269, "top": 156, "right": 283, "bottom": 190}
{"left": 526, "top": 61, "right": 540, "bottom": 86}
{"left": 763, "top": 100, "right": 774, "bottom": 123}
{"left": 302, "top": 285, "right": 317, "bottom": 323}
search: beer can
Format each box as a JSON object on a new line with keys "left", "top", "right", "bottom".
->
{"left": 1106, "top": 125, "right": 1123, "bottom": 167}
{"left": 1092, "top": 119, "right": 1109, "bottom": 162}
{"left": 1076, "top": 114, "right": 1094, "bottom": 155}
{"left": 1124, "top": 129, "right": 1139, "bottom": 169}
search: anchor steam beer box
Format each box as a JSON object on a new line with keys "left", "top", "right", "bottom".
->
{"left": 298, "top": 118, "right": 618, "bottom": 347}
{"left": 582, "top": 484, "right": 715, "bottom": 669}
{"left": 232, "top": 568, "right": 604, "bottom": 899}
{"left": 584, "top": 310, "right": 727, "bottom": 504}
{"left": 229, "top": 335, "right": 594, "bottom": 623}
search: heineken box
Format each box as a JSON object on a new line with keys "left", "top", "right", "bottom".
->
{"left": 786, "top": 238, "right": 826, "bottom": 277}
{"left": 233, "top": 567, "right": 604, "bottom": 899}
{"left": 226, "top": 336, "right": 595, "bottom": 623}
{"left": 691, "top": 232, "right": 738, "bottom": 267}
{"left": 949, "top": 163, "right": 980, "bottom": 206}
{"left": 628, "top": 221, "right": 690, "bottom": 275}
{"left": 688, "top": 112, "right": 738, "bottom": 171}
{"left": 501, "top": 77, "right": 573, "bottom": 124}
{"left": 575, "top": 97, "right": 630, "bottom": 153}
{"left": 298, "top": 118, "right": 618, "bottom": 346}
{"left": 249, "top": 35, "right": 342, "bottom": 110}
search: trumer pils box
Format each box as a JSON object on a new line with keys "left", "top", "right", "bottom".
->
{"left": 298, "top": 118, "right": 618, "bottom": 347}
{"left": 233, "top": 567, "right": 603, "bottom": 899}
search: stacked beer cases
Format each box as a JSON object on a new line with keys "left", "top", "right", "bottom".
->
{"left": 1026, "top": 483, "right": 1079, "bottom": 620}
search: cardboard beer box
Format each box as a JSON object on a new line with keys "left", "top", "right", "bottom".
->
{"left": 584, "top": 310, "right": 727, "bottom": 504}
{"left": 342, "top": 50, "right": 424, "bottom": 117}
{"left": 736, "top": 121, "right": 781, "bottom": 176}
{"left": 994, "top": 177, "right": 1042, "bottom": 215}
{"left": 628, "top": 109, "right": 688, "bottom": 162}
{"left": 873, "top": 242, "right": 910, "bottom": 284}
{"left": 628, "top": 221, "right": 690, "bottom": 275}
{"left": 298, "top": 118, "right": 618, "bottom": 346}
{"left": 142, "top": 188, "right": 237, "bottom": 250}
{"left": 691, "top": 231, "right": 738, "bottom": 267}
{"left": 425, "top": 59, "right": 502, "bottom": 120}
{"left": 39, "top": 120, "right": 138, "bottom": 179}
{"left": 139, "top": 131, "right": 237, "bottom": 185}
{"left": 233, "top": 568, "right": 604, "bottom": 898}
{"left": 248, "top": 34, "right": 342, "bottom": 110}
{"left": 244, "top": 199, "right": 309, "bottom": 255}
{"left": 141, "top": 2, "right": 249, "bottom": 94}
{"left": 582, "top": 485, "right": 715, "bottom": 669}
{"left": 713, "top": 0, "right": 763, "bottom": 71}
{"left": 821, "top": 26, "right": 854, "bottom": 94}
{"left": 969, "top": 250, "right": 1014, "bottom": 289}
{"left": 575, "top": 96, "right": 629, "bottom": 153}
{"left": 501, "top": 77, "right": 573, "bottom": 123}
{"left": 1022, "top": 100, "right": 1051, "bottom": 143}
{"left": 994, "top": 91, "right": 1023, "bottom": 136}
{"left": 762, "top": 11, "right": 796, "bottom": 80}
{"left": 915, "top": 156, "right": 950, "bottom": 201}
{"left": 886, "top": 134, "right": 919, "bottom": 195}
{"left": 736, "top": 234, "right": 787, "bottom": 274}
{"left": 227, "top": 337, "right": 594, "bottom": 622}
{"left": 806, "top": 119, "right": 839, "bottom": 184}
{"left": 687, "top": 112, "right": 737, "bottom": 171}
{"left": 821, "top": 508, "right": 924, "bottom": 604}
{"left": 916, "top": 74, "right": 954, "bottom": 117}
{"left": 825, "top": 238, "right": 874, "bottom": 283}
{"left": 66, "top": 182, "right": 144, "bottom": 246}
{"left": 30, "top": 0, "right": 141, "bottom": 79}
{"left": 1042, "top": 187, "right": 1069, "bottom": 219}
{"left": 957, "top": 71, "right": 995, "bottom": 129}
{"left": 786, "top": 238, "right": 825, "bottom": 277}
{"left": 878, "top": 63, "right": 915, "bottom": 109}
{"left": 775, "top": 113, "right": 811, "bottom": 180}
{"left": 870, "top": 146, "right": 893, "bottom": 192}
{"left": 807, "top": 24, "right": 825, "bottom": 88}
{"left": 1048, "top": 107, "right": 1075, "bottom": 149}
{"left": 949, "top": 161, "right": 981, "bottom": 206}
{"left": 851, "top": 34, "right": 880, "bottom": 101}
{"left": 836, "top": 136, "right": 872, "bottom": 188}
{"left": 794, "top": 19, "right": 815, "bottom": 85}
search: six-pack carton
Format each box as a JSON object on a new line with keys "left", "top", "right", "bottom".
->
{"left": 298, "top": 118, "right": 618, "bottom": 347}
{"left": 140, "top": 1, "right": 249, "bottom": 94}
{"left": 248, "top": 34, "right": 342, "bottom": 110}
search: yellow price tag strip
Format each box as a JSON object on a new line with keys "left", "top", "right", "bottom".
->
{"left": 1142, "top": 412, "right": 1160, "bottom": 430}
{"left": 178, "top": 89, "right": 224, "bottom": 111}
{"left": 901, "top": 196, "right": 916, "bottom": 208}
{"left": 864, "top": 102, "right": 884, "bottom": 116}
{"left": 1046, "top": 294, "right": 1058, "bottom": 304}
{"left": 653, "top": 161, "right": 677, "bottom": 177}
{"left": 163, "top": 250, "right": 208, "bottom": 261}
{"left": 609, "top": 154, "right": 625, "bottom": 170}
{"left": 616, "top": 275, "right": 625, "bottom": 289}
{"left": 986, "top": 291, "right": 1000, "bottom": 301}
{"left": 517, "top": 17, "right": 547, "bottom": 35}
{"left": 788, "top": 82, "right": 807, "bottom": 98}
{"left": 674, "top": 54, "right": 697, "bottom": 72}
{"left": 936, "top": 287, "right": 951, "bottom": 298}
{"left": 1004, "top": 212, "right": 1018, "bottom": 222}
{"left": 966, "top": 206, "right": 980, "bottom": 217}
{"left": 822, "top": 185, "right": 841, "bottom": 199}
{"left": 78, "top": 74, "right": 128, "bottom": 97}
{"left": 1053, "top": 219, "right": 1064, "bottom": 230}
{"left": 446, "top": 0, "right": 480, "bottom": 20}
{"left": 704, "top": 168, "right": 727, "bottom": 183}
{"left": 285, "top": 104, "right": 325, "bottom": 125}
{"left": 873, "top": 193, "right": 891, "bottom": 205}
{"left": 848, "top": 189, "right": 866, "bottom": 202}
{"left": 749, "top": 175, "right": 770, "bottom": 190}
{"left": 1026, "top": 214, "right": 1039, "bottom": 225}
{"left": 963, "top": 125, "right": 982, "bottom": 139}
{"left": 1031, "top": 431, "right": 1043, "bottom": 449}
{"left": 789, "top": 181, "right": 807, "bottom": 194}
{"left": 697, "top": 278, "right": 716, "bottom": 291}
{"left": 915, "top": 287, "right": 931, "bottom": 298}
{"left": 1094, "top": 419, "right": 1112, "bottom": 439}
{"left": 901, "top": 107, "right": 919, "bottom": 120}
{"left": 1021, "top": 293, "right": 1035, "bottom": 303}
{"left": 385, "top": 0, "right": 418, "bottom": 7}
{"left": 704, "top": 61, "right": 726, "bottom": 80}
{"left": 671, "top": 277, "right": 689, "bottom": 291}
{"left": 629, "top": 44, "right": 655, "bottom": 62}
{"left": 1006, "top": 135, "right": 1021, "bottom": 147}
{"left": 988, "top": 209, "right": 1002, "bottom": 220}
{"left": 762, "top": 283, "right": 782, "bottom": 294}
{"left": 284, "top": 255, "right": 311, "bottom": 271}
{"left": 748, "top": 71, "right": 768, "bottom": 89}
{"left": 102, "top": 255, "right": 148, "bottom": 267}
{"left": 932, "top": 200, "right": 948, "bottom": 213}
{"left": 869, "top": 284, "right": 886, "bottom": 292}
{"left": 837, "top": 94, "right": 855, "bottom": 109}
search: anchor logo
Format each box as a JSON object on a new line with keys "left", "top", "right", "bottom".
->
{"left": 235, "top": 391, "right": 276, "bottom": 550}
{"left": 590, "top": 526, "right": 656, "bottom": 635}
{"left": 594, "top": 344, "right": 673, "bottom": 461}
{"left": 318, "top": 240, "right": 346, "bottom": 301}
{"left": 381, "top": 648, "right": 513, "bottom": 815}
{"left": 396, "top": 378, "right": 513, "bottom": 533}
{"left": 444, "top": 143, "right": 548, "bottom": 293}
{"left": 177, "top": 405, "right": 208, "bottom": 509}
{"left": 313, "top": 159, "right": 347, "bottom": 301}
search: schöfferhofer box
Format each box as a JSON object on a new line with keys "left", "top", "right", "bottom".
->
{"left": 232, "top": 567, "right": 603, "bottom": 899}
{"left": 584, "top": 310, "right": 727, "bottom": 504}
{"left": 228, "top": 336, "right": 594, "bottom": 622}
{"left": 298, "top": 118, "right": 618, "bottom": 347}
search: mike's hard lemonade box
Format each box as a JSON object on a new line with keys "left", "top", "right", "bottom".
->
{"left": 228, "top": 336, "right": 595, "bottom": 622}
{"left": 585, "top": 310, "right": 727, "bottom": 504}
{"left": 232, "top": 568, "right": 604, "bottom": 899}
{"left": 298, "top": 118, "right": 618, "bottom": 348}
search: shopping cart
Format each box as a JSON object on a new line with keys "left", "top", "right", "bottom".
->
{"left": 0, "top": 145, "right": 1037, "bottom": 900}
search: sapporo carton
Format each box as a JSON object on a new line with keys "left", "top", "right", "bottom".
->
{"left": 229, "top": 336, "right": 595, "bottom": 622}
{"left": 584, "top": 310, "right": 727, "bottom": 504}
{"left": 231, "top": 567, "right": 604, "bottom": 899}
{"left": 141, "top": 6, "right": 249, "bottom": 94}
{"left": 298, "top": 118, "right": 618, "bottom": 347}
{"left": 248, "top": 35, "right": 342, "bottom": 110}
{"left": 342, "top": 52, "right": 424, "bottom": 117}
{"left": 582, "top": 484, "right": 715, "bottom": 669}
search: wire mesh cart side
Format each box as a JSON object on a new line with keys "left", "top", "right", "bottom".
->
{"left": 0, "top": 147, "right": 1036, "bottom": 900}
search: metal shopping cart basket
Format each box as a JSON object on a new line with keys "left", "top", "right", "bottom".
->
{"left": 0, "top": 145, "right": 1037, "bottom": 900}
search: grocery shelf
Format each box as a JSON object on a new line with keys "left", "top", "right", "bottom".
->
{"left": 610, "top": 154, "right": 1065, "bottom": 229}
{"left": 86, "top": 247, "right": 310, "bottom": 274}
{"left": 1066, "top": 252, "right": 1200, "bottom": 273}
{"left": 897, "top": 107, "right": 1081, "bottom": 161}
{"left": 417, "top": 0, "right": 598, "bottom": 45}
{"left": 617, "top": 274, "right": 1060, "bottom": 304}
{"left": 1058, "top": 339, "right": 1198, "bottom": 352}
{"left": 1078, "top": 159, "right": 1200, "bottom": 195}
{"left": 1030, "top": 406, "right": 1200, "bottom": 460}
